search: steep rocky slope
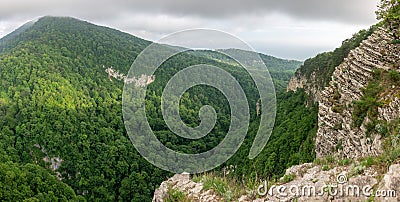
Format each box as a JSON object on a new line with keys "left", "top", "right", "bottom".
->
{"left": 316, "top": 27, "right": 400, "bottom": 159}
{"left": 153, "top": 162, "right": 400, "bottom": 201}
{"left": 287, "top": 28, "right": 375, "bottom": 103}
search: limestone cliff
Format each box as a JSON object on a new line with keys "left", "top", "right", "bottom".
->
{"left": 286, "top": 75, "right": 307, "bottom": 92}
{"left": 287, "top": 71, "right": 322, "bottom": 102}
{"left": 316, "top": 26, "right": 400, "bottom": 159}
{"left": 287, "top": 27, "right": 375, "bottom": 103}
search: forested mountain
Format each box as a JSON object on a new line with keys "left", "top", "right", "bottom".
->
{"left": 0, "top": 16, "right": 315, "bottom": 201}
{"left": 0, "top": 16, "right": 156, "bottom": 201}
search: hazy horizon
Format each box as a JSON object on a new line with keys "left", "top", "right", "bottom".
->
{"left": 0, "top": 0, "right": 379, "bottom": 60}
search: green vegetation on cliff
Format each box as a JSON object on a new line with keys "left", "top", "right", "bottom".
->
{"left": 352, "top": 69, "right": 400, "bottom": 133}
{"left": 294, "top": 27, "right": 376, "bottom": 90}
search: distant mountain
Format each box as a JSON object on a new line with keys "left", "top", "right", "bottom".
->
{"left": 196, "top": 49, "right": 302, "bottom": 90}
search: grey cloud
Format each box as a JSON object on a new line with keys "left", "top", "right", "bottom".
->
{"left": 0, "top": 0, "right": 378, "bottom": 24}
{"left": 117, "top": 0, "right": 378, "bottom": 24}
{"left": 0, "top": 0, "right": 380, "bottom": 60}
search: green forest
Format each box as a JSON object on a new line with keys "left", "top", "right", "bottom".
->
{"left": 0, "top": 16, "right": 315, "bottom": 201}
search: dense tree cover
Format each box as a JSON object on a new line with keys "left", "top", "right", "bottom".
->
{"left": 0, "top": 16, "right": 164, "bottom": 201}
{"left": 224, "top": 90, "right": 318, "bottom": 183}
{"left": 143, "top": 53, "right": 316, "bottom": 179}
{"left": 0, "top": 162, "right": 83, "bottom": 201}
{"left": 144, "top": 50, "right": 260, "bottom": 156}
{"left": 0, "top": 16, "right": 312, "bottom": 201}
{"left": 0, "top": 142, "right": 83, "bottom": 201}
{"left": 294, "top": 27, "right": 376, "bottom": 91}
{"left": 377, "top": 0, "right": 400, "bottom": 39}
{"left": 377, "top": 0, "right": 400, "bottom": 22}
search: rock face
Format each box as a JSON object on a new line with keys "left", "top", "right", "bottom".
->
{"left": 154, "top": 163, "right": 400, "bottom": 202}
{"left": 287, "top": 71, "right": 322, "bottom": 102}
{"left": 378, "top": 164, "right": 400, "bottom": 200}
{"left": 152, "top": 173, "right": 221, "bottom": 202}
{"left": 104, "top": 66, "right": 155, "bottom": 87}
{"left": 316, "top": 27, "right": 400, "bottom": 159}
{"left": 287, "top": 75, "right": 307, "bottom": 92}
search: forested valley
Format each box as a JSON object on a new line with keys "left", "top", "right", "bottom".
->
{"left": 0, "top": 16, "right": 317, "bottom": 201}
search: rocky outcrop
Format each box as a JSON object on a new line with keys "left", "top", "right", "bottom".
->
{"left": 33, "top": 144, "right": 63, "bottom": 180}
{"left": 287, "top": 71, "right": 323, "bottom": 102}
{"left": 153, "top": 173, "right": 221, "bottom": 202}
{"left": 249, "top": 163, "right": 379, "bottom": 202}
{"left": 154, "top": 163, "right": 400, "bottom": 202}
{"left": 316, "top": 27, "right": 400, "bottom": 159}
{"left": 287, "top": 75, "right": 307, "bottom": 92}
{"left": 104, "top": 66, "right": 155, "bottom": 87}
{"left": 253, "top": 163, "right": 399, "bottom": 201}
{"left": 378, "top": 164, "right": 400, "bottom": 200}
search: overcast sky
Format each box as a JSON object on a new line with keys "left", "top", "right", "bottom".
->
{"left": 0, "top": 0, "right": 379, "bottom": 60}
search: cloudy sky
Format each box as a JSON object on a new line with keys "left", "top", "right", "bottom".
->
{"left": 0, "top": 0, "right": 379, "bottom": 60}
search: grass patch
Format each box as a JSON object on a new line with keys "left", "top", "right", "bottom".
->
{"left": 322, "top": 165, "right": 330, "bottom": 171}
{"left": 281, "top": 174, "right": 296, "bottom": 183}
{"left": 164, "top": 185, "right": 191, "bottom": 202}
{"left": 352, "top": 69, "right": 400, "bottom": 130}
{"left": 349, "top": 164, "right": 366, "bottom": 177}
{"left": 338, "top": 158, "right": 352, "bottom": 166}
{"left": 391, "top": 39, "right": 400, "bottom": 44}
{"left": 195, "top": 173, "right": 244, "bottom": 201}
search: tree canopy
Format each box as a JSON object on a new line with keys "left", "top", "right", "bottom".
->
{"left": 0, "top": 16, "right": 311, "bottom": 201}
